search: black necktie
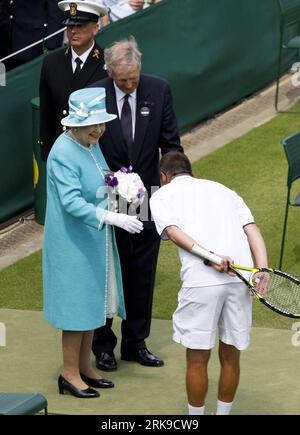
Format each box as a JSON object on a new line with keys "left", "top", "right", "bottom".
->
{"left": 74, "top": 57, "right": 82, "bottom": 79}
{"left": 120, "top": 94, "right": 133, "bottom": 159}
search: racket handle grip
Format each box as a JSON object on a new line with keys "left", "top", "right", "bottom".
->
{"left": 190, "top": 244, "right": 222, "bottom": 265}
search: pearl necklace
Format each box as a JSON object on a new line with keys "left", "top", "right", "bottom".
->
{"left": 88, "top": 147, "right": 106, "bottom": 181}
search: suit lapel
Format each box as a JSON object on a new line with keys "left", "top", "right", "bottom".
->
{"left": 132, "top": 77, "right": 151, "bottom": 166}
{"left": 75, "top": 44, "right": 105, "bottom": 89}
{"left": 105, "top": 80, "right": 128, "bottom": 157}
{"left": 64, "top": 43, "right": 105, "bottom": 92}
{"left": 62, "top": 46, "right": 74, "bottom": 95}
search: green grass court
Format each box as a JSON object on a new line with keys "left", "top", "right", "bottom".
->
{"left": 1, "top": 310, "right": 299, "bottom": 415}
{"left": 1, "top": 105, "right": 299, "bottom": 329}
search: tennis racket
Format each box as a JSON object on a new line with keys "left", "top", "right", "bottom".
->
{"left": 194, "top": 246, "right": 300, "bottom": 319}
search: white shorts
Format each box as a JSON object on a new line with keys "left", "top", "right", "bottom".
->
{"left": 172, "top": 283, "right": 252, "bottom": 351}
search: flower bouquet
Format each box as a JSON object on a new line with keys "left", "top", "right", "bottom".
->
{"left": 105, "top": 166, "right": 146, "bottom": 211}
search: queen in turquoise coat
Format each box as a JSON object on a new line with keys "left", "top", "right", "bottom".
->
{"left": 42, "top": 88, "right": 143, "bottom": 398}
{"left": 43, "top": 101, "right": 126, "bottom": 331}
{"left": 43, "top": 131, "right": 126, "bottom": 331}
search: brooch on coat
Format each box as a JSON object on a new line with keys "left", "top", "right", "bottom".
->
{"left": 64, "top": 47, "right": 69, "bottom": 55}
{"left": 93, "top": 49, "right": 100, "bottom": 60}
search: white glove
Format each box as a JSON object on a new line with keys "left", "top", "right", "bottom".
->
{"left": 104, "top": 212, "right": 143, "bottom": 234}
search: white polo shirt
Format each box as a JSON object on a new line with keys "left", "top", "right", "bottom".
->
{"left": 150, "top": 176, "right": 255, "bottom": 287}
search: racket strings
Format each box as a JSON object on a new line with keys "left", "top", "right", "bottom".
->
{"left": 263, "top": 272, "right": 300, "bottom": 314}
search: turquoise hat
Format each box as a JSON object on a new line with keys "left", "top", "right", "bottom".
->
{"left": 61, "top": 87, "right": 117, "bottom": 128}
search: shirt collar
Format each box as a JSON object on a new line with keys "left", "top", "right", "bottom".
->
{"left": 170, "top": 175, "right": 192, "bottom": 183}
{"left": 71, "top": 42, "right": 95, "bottom": 64}
{"left": 113, "top": 82, "right": 137, "bottom": 103}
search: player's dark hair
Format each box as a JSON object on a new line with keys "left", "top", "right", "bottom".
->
{"left": 159, "top": 152, "right": 192, "bottom": 179}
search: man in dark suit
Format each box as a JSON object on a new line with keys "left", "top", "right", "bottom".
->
{"left": 39, "top": 0, "right": 108, "bottom": 161}
{"left": 91, "top": 37, "right": 183, "bottom": 371}
{"left": 0, "top": 0, "right": 64, "bottom": 71}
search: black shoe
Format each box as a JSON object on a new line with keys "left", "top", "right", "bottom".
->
{"left": 80, "top": 372, "right": 114, "bottom": 389}
{"left": 121, "top": 347, "right": 164, "bottom": 367}
{"left": 96, "top": 352, "right": 117, "bottom": 371}
{"left": 58, "top": 375, "right": 100, "bottom": 398}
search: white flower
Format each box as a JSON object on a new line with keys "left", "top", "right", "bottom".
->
{"left": 114, "top": 170, "right": 146, "bottom": 204}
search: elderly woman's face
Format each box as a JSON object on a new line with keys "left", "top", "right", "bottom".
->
{"left": 74, "top": 123, "right": 106, "bottom": 147}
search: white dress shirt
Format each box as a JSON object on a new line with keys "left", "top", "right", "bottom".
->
{"left": 71, "top": 43, "right": 95, "bottom": 73}
{"left": 114, "top": 83, "right": 137, "bottom": 140}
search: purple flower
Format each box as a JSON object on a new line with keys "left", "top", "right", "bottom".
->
{"left": 105, "top": 174, "right": 118, "bottom": 188}
{"left": 120, "top": 166, "right": 133, "bottom": 174}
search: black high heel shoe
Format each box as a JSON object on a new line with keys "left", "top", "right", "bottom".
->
{"left": 80, "top": 372, "right": 114, "bottom": 389}
{"left": 58, "top": 375, "right": 100, "bottom": 398}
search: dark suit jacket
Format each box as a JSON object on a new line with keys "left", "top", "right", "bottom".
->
{"left": 39, "top": 43, "right": 107, "bottom": 160}
{"left": 92, "top": 75, "right": 182, "bottom": 348}
{"left": 0, "top": 0, "right": 64, "bottom": 61}
{"left": 90, "top": 74, "right": 183, "bottom": 224}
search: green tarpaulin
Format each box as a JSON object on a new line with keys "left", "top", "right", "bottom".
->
{"left": 0, "top": 0, "right": 298, "bottom": 223}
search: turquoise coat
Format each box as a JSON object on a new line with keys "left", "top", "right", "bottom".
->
{"left": 43, "top": 132, "right": 126, "bottom": 331}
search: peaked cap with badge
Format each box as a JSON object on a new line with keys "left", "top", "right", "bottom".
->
{"left": 58, "top": 1, "right": 108, "bottom": 26}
